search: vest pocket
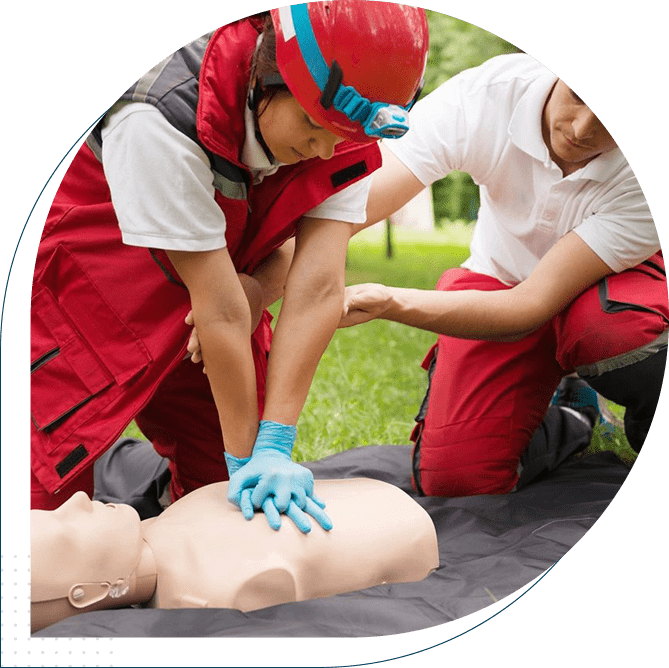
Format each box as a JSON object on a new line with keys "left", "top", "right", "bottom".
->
{"left": 31, "top": 286, "right": 114, "bottom": 436}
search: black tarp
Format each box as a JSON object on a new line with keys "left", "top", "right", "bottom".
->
{"left": 34, "top": 439, "right": 629, "bottom": 637}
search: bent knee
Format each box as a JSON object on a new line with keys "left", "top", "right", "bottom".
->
{"left": 416, "top": 466, "right": 518, "bottom": 497}
{"left": 413, "top": 425, "right": 521, "bottom": 497}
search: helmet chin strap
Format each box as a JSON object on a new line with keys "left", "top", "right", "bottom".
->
{"left": 248, "top": 83, "right": 278, "bottom": 164}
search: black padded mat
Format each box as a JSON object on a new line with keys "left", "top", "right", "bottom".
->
{"left": 34, "top": 440, "right": 629, "bottom": 637}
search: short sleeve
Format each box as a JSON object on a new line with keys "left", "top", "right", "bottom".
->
{"left": 574, "top": 175, "right": 660, "bottom": 272}
{"left": 386, "top": 54, "right": 551, "bottom": 189}
{"left": 304, "top": 175, "right": 372, "bottom": 223}
{"left": 101, "top": 102, "right": 228, "bottom": 251}
{"left": 384, "top": 79, "right": 468, "bottom": 187}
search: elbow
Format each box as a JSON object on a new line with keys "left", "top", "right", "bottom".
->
{"left": 499, "top": 291, "right": 551, "bottom": 340}
{"left": 236, "top": 273, "right": 264, "bottom": 330}
{"left": 195, "top": 300, "right": 253, "bottom": 338}
{"left": 492, "top": 329, "right": 539, "bottom": 343}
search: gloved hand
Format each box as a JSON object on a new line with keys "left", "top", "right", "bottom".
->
{"left": 224, "top": 452, "right": 251, "bottom": 476}
{"left": 227, "top": 421, "right": 333, "bottom": 534}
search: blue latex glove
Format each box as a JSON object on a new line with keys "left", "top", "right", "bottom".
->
{"left": 224, "top": 452, "right": 251, "bottom": 476}
{"left": 227, "top": 421, "right": 333, "bottom": 534}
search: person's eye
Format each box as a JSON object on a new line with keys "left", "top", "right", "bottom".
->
{"left": 305, "top": 113, "right": 323, "bottom": 130}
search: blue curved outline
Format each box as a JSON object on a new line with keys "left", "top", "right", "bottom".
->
{"left": 322, "top": 561, "right": 559, "bottom": 667}
{"left": 0, "top": 113, "right": 106, "bottom": 342}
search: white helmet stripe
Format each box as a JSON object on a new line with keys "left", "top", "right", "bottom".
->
{"left": 278, "top": 5, "right": 296, "bottom": 40}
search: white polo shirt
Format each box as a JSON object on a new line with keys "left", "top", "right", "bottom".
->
{"left": 101, "top": 101, "right": 371, "bottom": 252}
{"left": 386, "top": 53, "right": 659, "bottom": 285}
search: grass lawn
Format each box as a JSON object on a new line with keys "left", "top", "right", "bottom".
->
{"left": 292, "top": 228, "right": 469, "bottom": 461}
{"left": 123, "top": 226, "right": 637, "bottom": 467}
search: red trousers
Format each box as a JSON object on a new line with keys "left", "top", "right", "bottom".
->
{"left": 412, "top": 255, "right": 668, "bottom": 497}
{"left": 134, "top": 357, "right": 238, "bottom": 502}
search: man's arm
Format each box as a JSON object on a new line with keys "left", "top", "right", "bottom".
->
{"left": 166, "top": 248, "right": 259, "bottom": 458}
{"left": 355, "top": 143, "right": 427, "bottom": 235}
{"left": 341, "top": 231, "right": 614, "bottom": 341}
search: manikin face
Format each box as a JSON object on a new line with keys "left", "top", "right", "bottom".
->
{"left": 31, "top": 492, "right": 142, "bottom": 603}
{"left": 257, "top": 91, "right": 344, "bottom": 164}
{"left": 542, "top": 80, "right": 617, "bottom": 175}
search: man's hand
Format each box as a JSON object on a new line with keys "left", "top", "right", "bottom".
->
{"left": 339, "top": 283, "right": 394, "bottom": 328}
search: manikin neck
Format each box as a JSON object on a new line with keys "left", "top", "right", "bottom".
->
{"left": 31, "top": 540, "right": 157, "bottom": 634}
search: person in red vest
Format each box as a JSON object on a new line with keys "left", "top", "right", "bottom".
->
{"left": 340, "top": 54, "right": 667, "bottom": 497}
{"left": 30, "top": 2, "right": 429, "bottom": 532}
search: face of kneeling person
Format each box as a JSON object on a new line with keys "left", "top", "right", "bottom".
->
{"left": 542, "top": 81, "right": 617, "bottom": 175}
{"left": 31, "top": 478, "right": 438, "bottom": 632}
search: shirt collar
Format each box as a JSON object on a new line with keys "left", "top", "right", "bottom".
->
{"left": 572, "top": 147, "right": 626, "bottom": 182}
{"left": 508, "top": 71, "right": 557, "bottom": 164}
{"left": 240, "top": 32, "right": 283, "bottom": 181}
{"left": 508, "top": 73, "right": 627, "bottom": 181}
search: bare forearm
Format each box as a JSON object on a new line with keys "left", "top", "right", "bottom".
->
{"left": 344, "top": 233, "right": 614, "bottom": 340}
{"left": 382, "top": 285, "right": 546, "bottom": 340}
{"left": 263, "top": 282, "right": 343, "bottom": 424}
{"left": 197, "top": 318, "right": 259, "bottom": 457}
{"left": 166, "top": 248, "right": 260, "bottom": 458}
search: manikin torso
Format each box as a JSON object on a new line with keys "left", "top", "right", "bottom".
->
{"left": 31, "top": 478, "right": 439, "bottom": 633}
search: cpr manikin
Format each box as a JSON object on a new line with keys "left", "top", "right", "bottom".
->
{"left": 31, "top": 478, "right": 439, "bottom": 633}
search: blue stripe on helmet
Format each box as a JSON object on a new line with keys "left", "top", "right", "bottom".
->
{"left": 290, "top": 4, "right": 330, "bottom": 91}
{"left": 288, "top": 2, "right": 412, "bottom": 139}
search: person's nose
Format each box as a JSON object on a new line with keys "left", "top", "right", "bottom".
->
{"left": 572, "top": 109, "right": 597, "bottom": 141}
{"left": 310, "top": 133, "right": 337, "bottom": 160}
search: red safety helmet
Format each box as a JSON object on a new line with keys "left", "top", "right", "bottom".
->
{"left": 270, "top": 2, "right": 429, "bottom": 144}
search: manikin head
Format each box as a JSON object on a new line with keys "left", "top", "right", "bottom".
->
{"left": 31, "top": 492, "right": 156, "bottom": 632}
{"left": 250, "top": 2, "right": 429, "bottom": 163}
{"left": 542, "top": 80, "right": 618, "bottom": 175}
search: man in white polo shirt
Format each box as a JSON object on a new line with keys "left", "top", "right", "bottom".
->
{"left": 341, "top": 53, "right": 667, "bottom": 497}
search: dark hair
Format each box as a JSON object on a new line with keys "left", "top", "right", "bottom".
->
{"left": 250, "top": 13, "right": 290, "bottom": 115}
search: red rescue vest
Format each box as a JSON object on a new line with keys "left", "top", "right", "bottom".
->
{"left": 31, "top": 18, "right": 380, "bottom": 495}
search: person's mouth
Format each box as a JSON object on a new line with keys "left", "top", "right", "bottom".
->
{"left": 564, "top": 134, "right": 590, "bottom": 150}
{"left": 292, "top": 147, "right": 307, "bottom": 160}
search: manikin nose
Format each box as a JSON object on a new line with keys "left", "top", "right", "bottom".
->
{"left": 63, "top": 491, "right": 94, "bottom": 512}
